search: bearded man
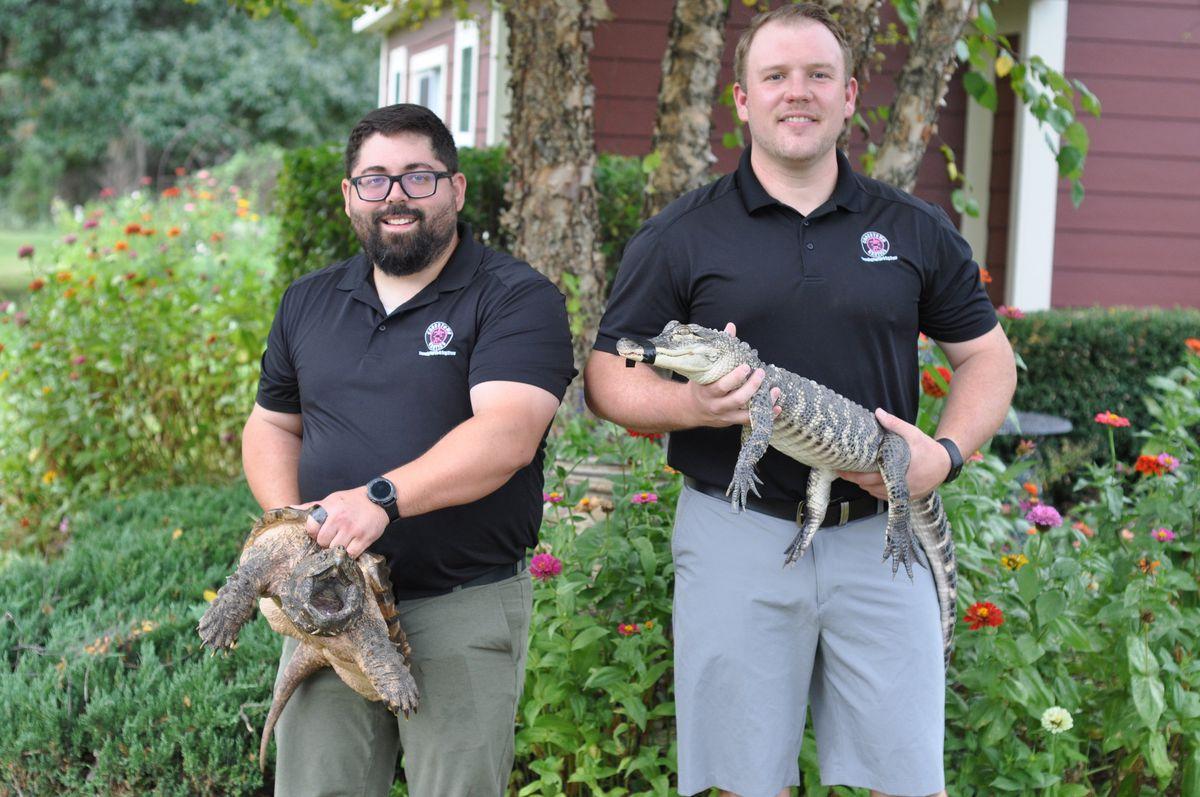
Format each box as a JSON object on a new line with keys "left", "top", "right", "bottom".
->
{"left": 242, "top": 104, "right": 575, "bottom": 796}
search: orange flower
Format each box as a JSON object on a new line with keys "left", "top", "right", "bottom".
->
{"left": 920, "top": 366, "right": 952, "bottom": 398}
{"left": 167, "top": 227, "right": 181, "bottom": 238}
{"left": 964, "top": 601, "right": 1004, "bottom": 630}
{"left": 141, "top": 228, "right": 156, "bottom": 237}
{"left": 162, "top": 186, "right": 181, "bottom": 198}
{"left": 1137, "top": 557, "right": 1161, "bottom": 576}
{"left": 210, "top": 232, "right": 224, "bottom": 243}
{"left": 1185, "top": 338, "right": 1200, "bottom": 354}
{"left": 979, "top": 266, "right": 993, "bottom": 284}
{"left": 1022, "top": 482, "right": 1039, "bottom": 497}
{"left": 114, "top": 240, "right": 129, "bottom": 252}
{"left": 124, "top": 223, "right": 142, "bottom": 235}
{"left": 55, "top": 271, "right": 72, "bottom": 283}
{"left": 1072, "top": 520, "right": 1095, "bottom": 538}
{"left": 174, "top": 166, "right": 187, "bottom": 177}
{"left": 63, "top": 288, "right": 76, "bottom": 299}
{"left": 29, "top": 278, "right": 46, "bottom": 292}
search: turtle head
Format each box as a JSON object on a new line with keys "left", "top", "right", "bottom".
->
{"left": 280, "top": 545, "right": 366, "bottom": 637}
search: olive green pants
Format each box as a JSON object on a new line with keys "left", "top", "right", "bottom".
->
{"left": 270, "top": 570, "right": 532, "bottom": 797}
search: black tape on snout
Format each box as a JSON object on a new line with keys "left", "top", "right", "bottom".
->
{"left": 622, "top": 337, "right": 656, "bottom": 367}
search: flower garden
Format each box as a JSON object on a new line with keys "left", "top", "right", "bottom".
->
{"left": 1, "top": 168, "right": 1199, "bottom": 796}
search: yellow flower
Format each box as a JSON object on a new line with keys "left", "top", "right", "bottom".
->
{"left": 1000, "top": 553, "right": 1029, "bottom": 571}
{"left": 0, "top": 370, "right": 8, "bottom": 383}
{"left": 237, "top": 198, "right": 250, "bottom": 209}
{"left": 182, "top": 695, "right": 192, "bottom": 708}
{"left": 250, "top": 213, "right": 260, "bottom": 222}
{"left": 42, "top": 386, "right": 53, "bottom": 395}
{"left": 663, "top": 465, "right": 680, "bottom": 475}
{"left": 203, "top": 589, "right": 218, "bottom": 602}
{"left": 42, "top": 469, "right": 58, "bottom": 484}
{"left": 172, "top": 528, "right": 183, "bottom": 540}
{"left": 141, "top": 620, "right": 156, "bottom": 633}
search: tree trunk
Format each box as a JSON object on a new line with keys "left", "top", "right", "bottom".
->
{"left": 642, "top": 0, "right": 729, "bottom": 220}
{"left": 871, "top": 0, "right": 977, "bottom": 191}
{"left": 501, "top": 0, "right": 605, "bottom": 410}
{"left": 827, "top": 0, "right": 885, "bottom": 151}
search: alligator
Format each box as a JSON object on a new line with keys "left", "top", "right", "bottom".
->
{"left": 616, "top": 320, "right": 957, "bottom": 663}
{"left": 198, "top": 506, "right": 419, "bottom": 771}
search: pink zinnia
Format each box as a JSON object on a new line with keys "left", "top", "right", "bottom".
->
{"left": 71, "top": 355, "right": 86, "bottom": 365}
{"left": 617, "top": 622, "right": 640, "bottom": 637}
{"left": 1025, "top": 504, "right": 1063, "bottom": 529}
{"left": 1151, "top": 527, "right": 1176, "bottom": 543}
{"left": 1094, "top": 411, "right": 1130, "bottom": 428}
{"left": 997, "top": 305, "right": 1025, "bottom": 319}
{"left": 83, "top": 218, "right": 99, "bottom": 229}
{"left": 17, "top": 245, "right": 33, "bottom": 259}
{"left": 542, "top": 491, "right": 563, "bottom": 504}
{"left": 630, "top": 492, "right": 658, "bottom": 505}
{"left": 529, "top": 552, "right": 563, "bottom": 581}
{"left": 1156, "top": 453, "right": 1180, "bottom": 472}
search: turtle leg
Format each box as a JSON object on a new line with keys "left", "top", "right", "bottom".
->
{"left": 197, "top": 558, "right": 269, "bottom": 650}
{"left": 347, "top": 615, "right": 420, "bottom": 718}
{"left": 258, "top": 642, "right": 329, "bottom": 773}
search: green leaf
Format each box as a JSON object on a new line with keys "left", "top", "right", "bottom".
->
{"left": 721, "top": 131, "right": 741, "bottom": 150}
{"left": 570, "top": 625, "right": 610, "bottom": 651}
{"left": 1146, "top": 731, "right": 1175, "bottom": 779}
{"left": 1035, "top": 589, "right": 1066, "bottom": 626}
{"left": 621, "top": 696, "right": 649, "bottom": 730}
{"left": 1057, "top": 145, "right": 1084, "bottom": 177}
{"left": 1015, "top": 633, "right": 1045, "bottom": 664}
{"left": 975, "top": 3, "right": 997, "bottom": 35}
{"left": 1059, "top": 786, "right": 1092, "bottom": 797}
{"left": 1131, "top": 674, "right": 1165, "bottom": 729}
{"left": 1063, "top": 121, "right": 1090, "bottom": 152}
{"left": 584, "top": 666, "right": 627, "bottom": 690}
{"left": 631, "top": 536, "right": 657, "bottom": 579}
{"left": 1017, "top": 562, "right": 1040, "bottom": 605}
{"left": 1070, "top": 179, "right": 1085, "bottom": 207}
{"left": 1181, "top": 746, "right": 1200, "bottom": 797}
{"left": 1127, "top": 635, "right": 1159, "bottom": 676}
{"left": 1075, "top": 80, "right": 1102, "bottom": 116}
{"left": 640, "top": 150, "right": 662, "bottom": 175}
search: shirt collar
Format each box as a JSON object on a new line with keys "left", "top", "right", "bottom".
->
{"left": 736, "top": 145, "right": 864, "bottom": 215}
{"left": 337, "top": 221, "right": 482, "bottom": 299}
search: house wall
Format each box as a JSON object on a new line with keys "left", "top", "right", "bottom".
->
{"left": 1051, "top": 0, "right": 1200, "bottom": 306}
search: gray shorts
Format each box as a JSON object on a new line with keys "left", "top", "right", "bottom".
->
{"left": 672, "top": 485, "right": 945, "bottom": 797}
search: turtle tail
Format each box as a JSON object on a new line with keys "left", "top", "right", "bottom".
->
{"left": 259, "top": 642, "right": 328, "bottom": 773}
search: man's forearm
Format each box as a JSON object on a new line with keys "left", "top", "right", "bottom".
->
{"left": 242, "top": 416, "right": 303, "bottom": 510}
{"left": 386, "top": 413, "right": 544, "bottom": 517}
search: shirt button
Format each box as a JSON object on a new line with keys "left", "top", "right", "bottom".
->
{"left": 806, "top": 242, "right": 814, "bottom": 250}
{"left": 378, "top": 324, "right": 386, "bottom": 331}
{"left": 803, "top": 220, "right": 811, "bottom": 226}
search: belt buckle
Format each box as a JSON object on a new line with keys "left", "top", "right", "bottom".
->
{"left": 794, "top": 499, "right": 805, "bottom": 526}
{"left": 838, "top": 501, "right": 850, "bottom": 526}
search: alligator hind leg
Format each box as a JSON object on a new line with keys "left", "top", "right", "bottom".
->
{"left": 783, "top": 467, "right": 835, "bottom": 566}
{"left": 878, "top": 432, "right": 918, "bottom": 579}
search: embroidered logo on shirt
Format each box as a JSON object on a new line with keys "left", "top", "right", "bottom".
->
{"left": 419, "top": 321, "right": 456, "bottom": 356}
{"left": 860, "top": 231, "right": 898, "bottom": 262}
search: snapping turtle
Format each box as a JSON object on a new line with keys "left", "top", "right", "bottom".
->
{"left": 197, "top": 506, "right": 418, "bottom": 771}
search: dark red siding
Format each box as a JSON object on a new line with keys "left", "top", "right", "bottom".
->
{"left": 1053, "top": 0, "right": 1200, "bottom": 307}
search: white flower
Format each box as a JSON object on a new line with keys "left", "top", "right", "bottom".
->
{"left": 1041, "top": 706, "right": 1074, "bottom": 734}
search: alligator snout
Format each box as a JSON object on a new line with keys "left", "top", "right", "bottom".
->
{"left": 617, "top": 336, "right": 656, "bottom": 366}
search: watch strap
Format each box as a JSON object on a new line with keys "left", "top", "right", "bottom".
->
{"left": 936, "top": 437, "right": 964, "bottom": 483}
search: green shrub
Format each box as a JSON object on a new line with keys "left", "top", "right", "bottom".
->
{"left": 0, "top": 176, "right": 277, "bottom": 549}
{"left": 271, "top": 143, "right": 359, "bottom": 291}
{"left": 271, "top": 144, "right": 647, "bottom": 291}
{"left": 0, "top": 482, "right": 273, "bottom": 796}
{"left": 1003, "top": 307, "right": 1200, "bottom": 458}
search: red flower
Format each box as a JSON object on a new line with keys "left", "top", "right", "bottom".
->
{"left": 963, "top": 601, "right": 1004, "bottom": 630}
{"left": 920, "top": 366, "right": 952, "bottom": 398}
{"left": 979, "top": 266, "right": 993, "bottom": 284}
{"left": 1134, "top": 455, "right": 1166, "bottom": 477}
{"left": 99, "top": 187, "right": 115, "bottom": 198}
{"left": 161, "top": 186, "right": 181, "bottom": 198}
{"left": 1186, "top": 338, "right": 1200, "bottom": 355}
{"left": 617, "top": 622, "right": 640, "bottom": 637}
{"left": 29, "top": 278, "right": 46, "bottom": 292}
{"left": 626, "top": 428, "right": 664, "bottom": 440}
{"left": 124, "top": 223, "right": 142, "bottom": 235}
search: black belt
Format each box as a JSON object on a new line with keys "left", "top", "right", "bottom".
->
{"left": 684, "top": 476, "right": 886, "bottom": 527}
{"left": 393, "top": 559, "right": 526, "bottom": 601}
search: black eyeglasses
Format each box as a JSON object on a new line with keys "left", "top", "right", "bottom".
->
{"left": 349, "top": 170, "right": 453, "bottom": 202}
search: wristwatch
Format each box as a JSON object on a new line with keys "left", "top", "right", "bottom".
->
{"left": 366, "top": 476, "right": 400, "bottom": 523}
{"left": 935, "top": 438, "right": 964, "bottom": 483}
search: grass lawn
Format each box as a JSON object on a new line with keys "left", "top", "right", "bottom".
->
{"left": 0, "top": 227, "right": 59, "bottom": 298}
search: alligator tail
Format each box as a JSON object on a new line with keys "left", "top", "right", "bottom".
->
{"left": 911, "top": 491, "right": 957, "bottom": 667}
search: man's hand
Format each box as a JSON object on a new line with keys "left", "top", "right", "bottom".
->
{"left": 838, "top": 408, "right": 952, "bottom": 501}
{"left": 302, "top": 487, "right": 389, "bottom": 559}
{"left": 683, "top": 322, "right": 781, "bottom": 428}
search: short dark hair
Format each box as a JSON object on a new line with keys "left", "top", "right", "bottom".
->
{"left": 344, "top": 104, "right": 459, "bottom": 177}
{"left": 733, "top": 3, "right": 854, "bottom": 87}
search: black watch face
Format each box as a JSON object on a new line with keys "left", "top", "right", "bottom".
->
{"left": 369, "top": 478, "right": 394, "bottom": 503}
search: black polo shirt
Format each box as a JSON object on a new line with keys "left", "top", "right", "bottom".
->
{"left": 594, "top": 148, "right": 997, "bottom": 504}
{"left": 256, "top": 223, "right": 575, "bottom": 595}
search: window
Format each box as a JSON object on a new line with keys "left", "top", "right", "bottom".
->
{"left": 452, "top": 20, "right": 479, "bottom": 147}
{"left": 409, "top": 45, "right": 448, "bottom": 120}
{"left": 388, "top": 46, "right": 408, "bottom": 105}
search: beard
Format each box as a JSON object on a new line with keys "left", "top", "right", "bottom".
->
{"left": 351, "top": 201, "right": 457, "bottom": 278}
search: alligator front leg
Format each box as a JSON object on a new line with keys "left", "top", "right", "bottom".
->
{"left": 783, "top": 466, "right": 835, "bottom": 566}
{"left": 878, "top": 431, "right": 919, "bottom": 579}
{"left": 725, "top": 382, "right": 775, "bottom": 512}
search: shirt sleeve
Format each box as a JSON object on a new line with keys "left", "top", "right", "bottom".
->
{"left": 468, "top": 275, "right": 576, "bottom": 400}
{"left": 255, "top": 288, "right": 302, "bottom": 413}
{"left": 917, "top": 207, "right": 999, "bottom": 343}
{"left": 593, "top": 220, "right": 690, "bottom": 355}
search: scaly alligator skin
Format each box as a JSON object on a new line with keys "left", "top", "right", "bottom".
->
{"left": 617, "top": 321, "right": 957, "bottom": 664}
